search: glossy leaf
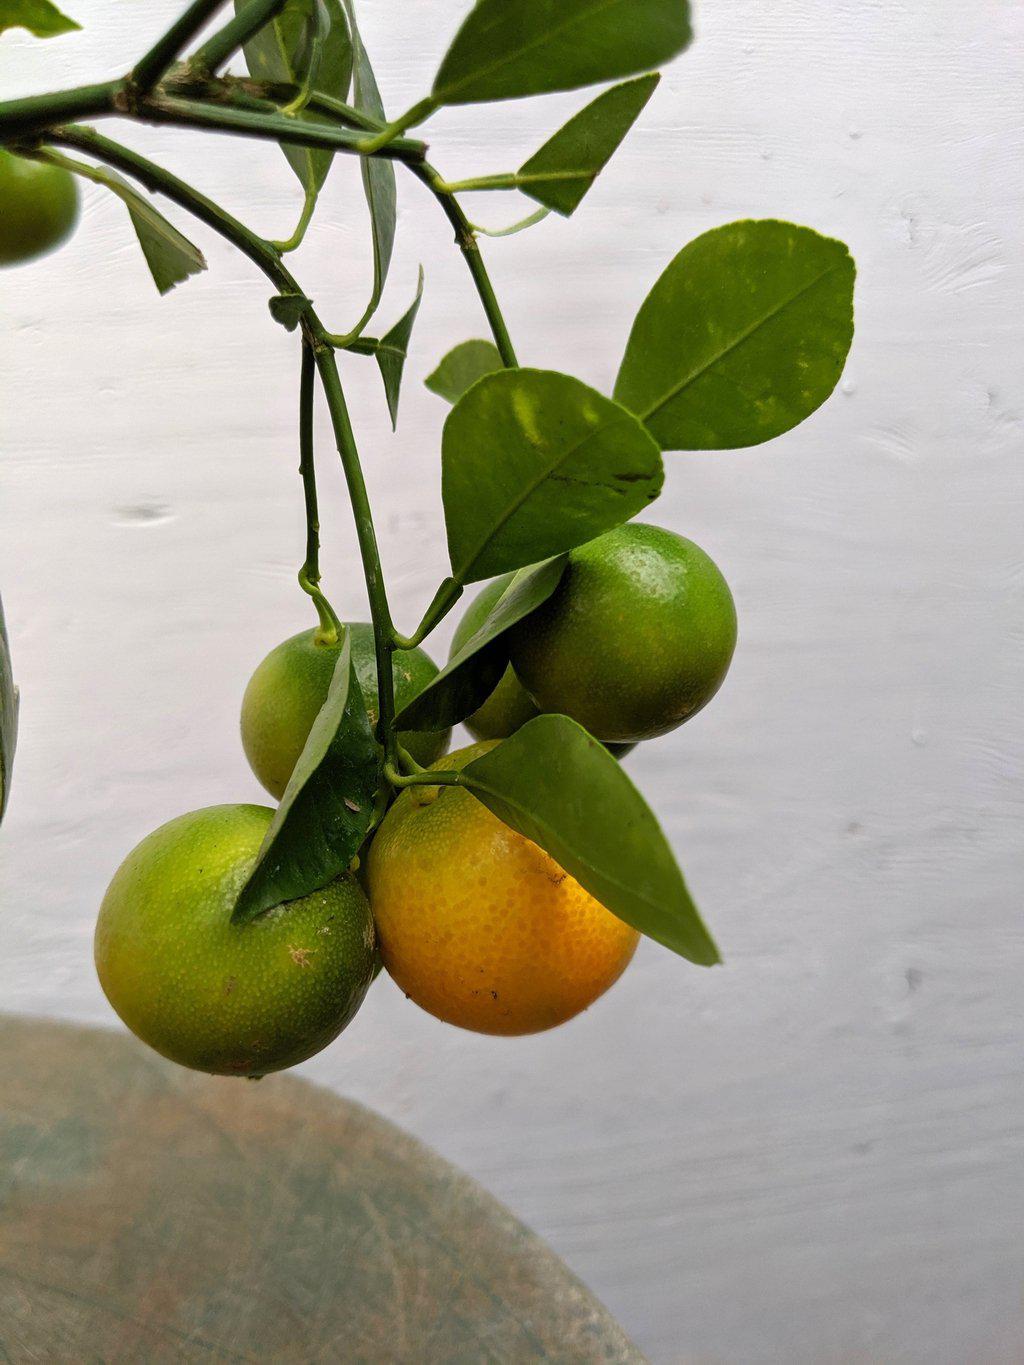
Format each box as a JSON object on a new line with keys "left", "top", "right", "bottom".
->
{"left": 374, "top": 266, "right": 424, "bottom": 430}
{"left": 615, "top": 219, "right": 856, "bottom": 450}
{"left": 232, "top": 631, "right": 380, "bottom": 923}
{"left": 425, "top": 339, "right": 503, "bottom": 404}
{"left": 0, "top": 595, "right": 18, "bottom": 825}
{"left": 235, "top": 0, "right": 352, "bottom": 196}
{"left": 0, "top": 0, "right": 78, "bottom": 38}
{"left": 432, "top": 0, "right": 690, "bottom": 106}
{"left": 461, "top": 715, "right": 720, "bottom": 965}
{"left": 517, "top": 74, "right": 659, "bottom": 216}
{"left": 341, "top": 0, "right": 396, "bottom": 330}
{"left": 395, "top": 555, "right": 567, "bottom": 732}
{"left": 101, "top": 170, "right": 206, "bottom": 296}
{"left": 443, "top": 367, "right": 663, "bottom": 583}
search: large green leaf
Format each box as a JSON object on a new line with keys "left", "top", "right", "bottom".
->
{"left": 443, "top": 367, "right": 663, "bottom": 583}
{"left": 615, "top": 219, "right": 856, "bottom": 451}
{"left": 374, "top": 266, "right": 423, "bottom": 430}
{"left": 460, "top": 715, "right": 720, "bottom": 964}
{"left": 0, "top": 0, "right": 78, "bottom": 38}
{"left": 425, "top": 339, "right": 504, "bottom": 405}
{"left": 0, "top": 595, "right": 18, "bottom": 826}
{"left": 432, "top": 0, "right": 690, "bottom": 106}
{"left": 395, "top": 555, "right": 567, "bottom": 732}
{"left": 232, "top": 631, "right": 380, "bottom": 923}
{"left": 235, "top": 0, "right": 352, "bottom": 195}
{"left": 516, "top": 74, "right": 658, "bottom": 216}
{"left": 341, "top": 0, "right": 395, "bottom": 329}
{"left": 102, "top": 170, "right": 206, "bottom": 295}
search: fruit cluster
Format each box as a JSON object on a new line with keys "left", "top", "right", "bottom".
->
{"left": 1, "top": 0, "right": 854, "bottom": 1079}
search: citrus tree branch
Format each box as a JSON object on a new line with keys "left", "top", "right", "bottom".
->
{"left": 188, "top": 0, "right": 289, "bottom": 75}
{"left": 131, "top": 0, "right": 231, "bottom": 94}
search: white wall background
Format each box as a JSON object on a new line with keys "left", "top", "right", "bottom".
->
{"left": 2, "top": 2, "right": 1022, "bottom": 1360}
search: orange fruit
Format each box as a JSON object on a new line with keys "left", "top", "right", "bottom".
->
{"left": 365, "top": 742, "right": 639, "bottom": 1035}
{"left": 509, "top": 523, "right": 737, "bottom": 742}
{"left": 0, "top": 149, "right": 79, "bottom": 267}
{"left": 95, "top": 804, "right": 376, "bottom": 1076}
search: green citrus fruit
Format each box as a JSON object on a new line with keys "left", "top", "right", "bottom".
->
{"left": 449, "top": 574, "right": 541, "bottom": 741}
{"left": 95, "top": 804, "right": 376, "bottom": 1076}
{"left": 0, "top": 150, "right": 79, "bottom": 267}
{"left": 241, "top": 623, "right": 451, "bottom": 799}
{"left": 509, "top": 523, "right": 737, "bottom": 743}
{"left": 366, "top": 743, "right": 639, "bottom": 1035}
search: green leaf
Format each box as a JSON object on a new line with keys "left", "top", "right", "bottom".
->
{"left": 516, "top": 74, "right": 659, "bottom": 216}
{"left": 614, "top": 219, "right": 856, "bottom": 451}
{"left": 432, "top": 0, "right": 690, "bottom": 106}
{"left": 232, "top": 630, "right": 381, "bottom": 923}
{"left": 99, "top": 170, "right": 206, "bottom": 296}
{"left": 0, "top": 594, "right": 18, "bottom": 826}
{"left": 461, "top": 714, "right": 720, "bottom": 965}
{"left": 235, "top": 0, "right": 352, "bottom": 196}
{"left": 395, "top": 555, "right": 567, "bottom": 732}
{"left": 0, "top": 0, "right": 79, "bottom": 38}
{"left": 443, "top": 367, "right": 663, "bottom": 583}
{"left": 269, "top": 291, "right": 311, "bottom": 330}
{"left": 374, "top": 266, "right": 423, "bottom": 430}
{"left": 425, "top": 339, "right": 504, "bottom": 404}
{"left": 341, "top": 0, "right": 396, "bottom": 331}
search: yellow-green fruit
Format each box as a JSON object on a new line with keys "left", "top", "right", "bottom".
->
{"left": 241, "top": 623, "right": 451, "bottom": 799}
{"left": 95, "top": 804, "right": 376, "bottom": 1077}
{"left": 0, "top": 150, "right": 79, "bottom": 266}
{"left": 449, "top": 574, "right": 541, "bottom": 741}
{"left": 366, "top": 743, "right": 639, "bottom": 1036}
{"left": 509, "top": 524, "right": 737, "bottom": 743}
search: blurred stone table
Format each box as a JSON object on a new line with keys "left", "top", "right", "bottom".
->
{"left": 0, "top": 1016, "right": 641, "bottom": 1363}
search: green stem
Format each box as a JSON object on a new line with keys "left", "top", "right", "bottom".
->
{"left": 393, "top": 577, "right": 463, "bottom": 650}
{"left": 358, "top": 95, "right": 438, "bottom": 153}
{"left": 44, "top": 126, "right": 400, "bottom": 782}
{"left": 189, "top": 0, "right": 289, "bottom": 74}
{"left": 138, "top": 94, "right": 427, "bottom": 163}
{"left": 437, "top": 172, "right": 520, "bottom": 194}
{"left": 227, "top": 80, "right": 378, "bottom": 133}
{"left": 410, "top": 162, "right": 518, "bottom": 368}
{"left": 297, "top": 340, "right": 341, "bottom": 643}
{"left": 0, "top": 82, "right": 121, "bottom": 141}
{"left": 271, "top": 187, "right": 317, "bottom": 254}
{"left": 311, "top": 340, "right": 400, "bottom": 769}
{"left": 471, "top": 206, "right": 551, "bottom": 238}
{"left": 131, "top": 0, "right": 230, "bottom": 94}
{"left": 47, "top": 125, "right": 298, "bottom": 292}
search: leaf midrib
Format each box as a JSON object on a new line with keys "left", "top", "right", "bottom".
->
{"left": 636, "top": 260, "right": 844, "bottom": 423}
{"left": 450, "top": 400, "right": 647, "bottom": 581}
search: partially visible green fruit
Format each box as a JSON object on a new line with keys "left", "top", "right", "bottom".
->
{"left": 0, "top": 150, "right": 79, "bottom": 267}
{"left": 241, "top": 623, "right": 451, "bottom": 799}
{"left": 449, "top": 574, "right": 541, "bottom": 741}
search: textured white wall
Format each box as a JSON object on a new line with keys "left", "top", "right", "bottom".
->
{"left": 2, "top": 2, "right": 1022, "bottom": 1361}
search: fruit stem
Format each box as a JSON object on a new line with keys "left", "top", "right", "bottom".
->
{"left": 297, "top": 339, "right": 342, "bottom": 645}
{"left": 311, "top": 338, "right": 403, "bottom": 774}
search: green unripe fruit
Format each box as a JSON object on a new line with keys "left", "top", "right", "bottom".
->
{"left": 508, "top": 523, "right": 737, "bottom": 743}
{"left": 0, "top": 150, "right": 79, "bottom": 267}
{"left": 449, "top": 574, "right": 541, "bottom": 742}
{"left": 95, "top": 804, "right": 376, "bottom": 1077}
{"left": 241, "top": 623, "right": 451, "bottom": 799}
